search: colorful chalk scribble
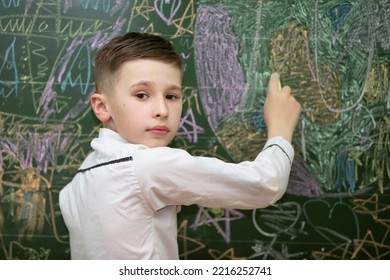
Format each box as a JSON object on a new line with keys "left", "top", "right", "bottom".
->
{"left": 0, "top": 0, "right": 389, "bottom": 260}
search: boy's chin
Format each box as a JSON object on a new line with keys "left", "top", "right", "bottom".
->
{"left": 142, "top": 139, "right": 172, "bottom": 148}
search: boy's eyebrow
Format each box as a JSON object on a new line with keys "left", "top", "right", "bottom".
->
{"left": 130, "top": 81, "right": 182, "bottom": 91}
{"left": 130, "top": 81, "right": 152, "bottom": 88}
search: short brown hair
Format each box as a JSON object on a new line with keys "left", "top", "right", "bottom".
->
{"left": 94, "top": 32, "right": 182, "bottom": 93}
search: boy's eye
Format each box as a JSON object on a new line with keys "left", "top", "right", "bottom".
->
{"left": 135, "top": 92, "right": 148, "bottom": 100}
{"left": 166, "top": 94, "right": 179, "bottom": 101}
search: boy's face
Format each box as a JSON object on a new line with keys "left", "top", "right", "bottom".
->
{"left": 103, "top": 59, "right": 183, "bottom": 148}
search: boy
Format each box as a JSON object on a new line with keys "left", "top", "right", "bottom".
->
{"left": 59, "top": 32, "right": 301, "bottom": 259}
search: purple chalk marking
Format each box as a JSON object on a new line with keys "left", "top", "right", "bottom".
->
{"left": 194, "top": 5, "right": 245, "bottom": 131}
{"left": 154, "top": 0, "right": 181, "bottom": 26}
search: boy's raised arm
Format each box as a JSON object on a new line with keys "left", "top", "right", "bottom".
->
{"left": 263, "top": 73, "right": 301, "bottom": 143}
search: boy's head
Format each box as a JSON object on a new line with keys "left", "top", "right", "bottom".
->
{"left": 94, "top": 32, "right": 183, "bottom": 94}
{"left": 91, "top": 32, "right": 184, "bottom": 148}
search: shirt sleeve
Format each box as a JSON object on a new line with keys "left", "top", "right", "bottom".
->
{"left": 132, "top": 136, "right": 294, "bottom": 211}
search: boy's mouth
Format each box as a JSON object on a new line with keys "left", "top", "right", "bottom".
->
{"left": 147, "top": 125, "right": 169, "bottom": 136}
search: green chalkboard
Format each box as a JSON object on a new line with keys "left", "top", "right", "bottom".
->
{"left": 0, "top": 0, "right": 389, "bottom": 260}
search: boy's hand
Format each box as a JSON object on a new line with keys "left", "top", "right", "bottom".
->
{"left": 263, "top": 73, "right": 301, "bottom": 143}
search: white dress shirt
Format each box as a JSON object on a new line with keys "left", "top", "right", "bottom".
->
{"left": 59, "top": 128, "right": 294, "bottom": 259}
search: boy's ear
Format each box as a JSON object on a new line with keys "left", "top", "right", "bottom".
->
{"left": 91, "top": 93, "right": 111, "bottom": 123}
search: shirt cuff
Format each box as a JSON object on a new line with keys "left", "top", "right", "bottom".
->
{"left": 261, "top": 136, "right": 295, "bottom": 165}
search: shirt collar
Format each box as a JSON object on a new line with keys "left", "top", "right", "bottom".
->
{"left": 98, "top": 128, "right": 128, "bottom": 144}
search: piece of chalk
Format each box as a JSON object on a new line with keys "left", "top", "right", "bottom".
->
{"left": 278, "top": 80, "right": 282, "bottom": 90}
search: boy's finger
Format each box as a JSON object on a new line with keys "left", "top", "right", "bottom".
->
{"left": 268, "top": 72, "right": 282, "bottom": 93}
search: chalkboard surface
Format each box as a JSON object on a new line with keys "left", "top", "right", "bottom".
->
{"left": 1, "top": 0, "right": 389, "bottom": 260}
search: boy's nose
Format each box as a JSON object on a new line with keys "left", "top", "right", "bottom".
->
{"left": 153, "top": 99, "right": 168, "bottom": 119}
